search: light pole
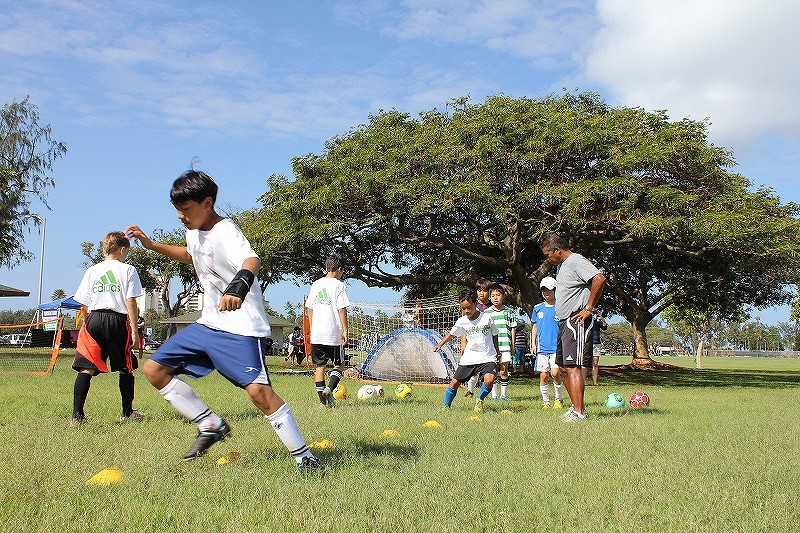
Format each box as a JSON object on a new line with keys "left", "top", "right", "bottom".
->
{"left": 24, "top": 214, "right": 46, "bottom": 321}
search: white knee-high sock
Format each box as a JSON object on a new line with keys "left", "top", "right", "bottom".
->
{"left": 467, "top": 375, "right": 478, "bottom": 393}
{"left": 554, "top": 382, "right": 563, "bottom": 401}
{"left": 158, "top": 378, "right": 220, "bottom": 430}
{"left": 491, "top": 382, "right": 498, "bottom": 398}
{"left": 500, "top": 379, "right": 508, "bottom": 398}
{"left": 540, "top": 384, "right": 550, "bottom": 404}
{"left": 266, "top": 403, "right": 314, "bottom": 464}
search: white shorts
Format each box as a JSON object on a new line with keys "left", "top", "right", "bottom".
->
{"left": 499, "top": 351, "right": 512, "bottom": 364}
{"left": 535, "top": 353, "right": 558, "bottom": 373}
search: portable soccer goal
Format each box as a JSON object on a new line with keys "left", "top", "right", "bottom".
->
{"left": 345, "top": 295, "right": 462, "bottom": 384}
{"left": 0, "top": 317, "right": 63, "bottom": 375}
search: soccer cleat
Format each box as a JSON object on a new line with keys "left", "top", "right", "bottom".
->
{"left": 70, "top": 414, "right": 86, "bottom": 427}
{"left": 559, "top": 406, "right": 575, "bottom": 421}
{"left": 473, "top": 399, "right": 484, "bottom": 412}
{"left": 120, "top": 410, "right": 145, "bottom": 422}
{"left": 541, "top": 403, "right": 552, "bottom": 410}
{"left": 321, "top": 386, "right": 334, "bottom": 407}
{"left": 553, "top": 400, "right": 563, "bottom": 409}
{"left": 182, "top": 419, "right": 232, "bottom": 461}
{"left": 561, "top": 408, "right": 588, "bottom": 423}
{"left": 499, "top": 396, "right": 509, "bottom": 402}
{"left": 464, "top": 391, "right": 474, "bottom": 398}
{"left": 298, "top": 455, "right": 323, "bottom": 476}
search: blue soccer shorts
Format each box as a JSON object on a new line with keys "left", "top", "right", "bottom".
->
{"left": 150, "top": 323, "right": 271, "bottom": 388}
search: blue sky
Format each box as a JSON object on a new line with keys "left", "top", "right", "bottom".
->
{"left": 2, "top": 0, "right": 799, "bottom": 323}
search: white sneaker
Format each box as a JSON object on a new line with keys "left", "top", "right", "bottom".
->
{"left": 561, "top": 408, "right": 588, "bottom": 423}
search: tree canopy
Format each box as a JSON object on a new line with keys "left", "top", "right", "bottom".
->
{"left": 1, "top": 97, "right": 66, "bottom": 268}
{"left": 241, "top": 92, "right": 800, "bottom": 364}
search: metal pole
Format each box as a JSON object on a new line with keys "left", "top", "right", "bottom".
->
{"left": 24, "top": 214, "right": 45, "bottom": 322}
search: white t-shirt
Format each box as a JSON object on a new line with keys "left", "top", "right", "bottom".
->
{"left": 308, "top": 276, "right": 350, "bottom": 345}
{"left": 449, "top": 312, "right": 499, "bottom": 366}
{"left": 186, "top": 218, "right": 270, "bottom": 337}
{"left": 74, "top": 259, "right": 143, "bottom": 314}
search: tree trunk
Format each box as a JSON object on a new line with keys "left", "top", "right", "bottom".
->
{"left": 631, "top": 316, "right": 654, "bottom": 366}
{"left": 695, "top": 337, "right": 704, "bottom": 369}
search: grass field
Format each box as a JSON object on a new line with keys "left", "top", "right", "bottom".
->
{"left": 1, "top": 352, "right": 799, "bottom": 532}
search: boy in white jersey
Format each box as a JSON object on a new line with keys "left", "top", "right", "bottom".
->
{"left": 485, "top": 284, "right": 517, "bottom": 401}
{"left": 71, "top": 231, "right": 144, "bottom": 426}
{"left": 433, "top": 288, "right": 499, "bottom": 412}
{"left": 127, "top": 170, "right": 319, "bottom": 473}
{"left": 307, "top": 254, "right": 350, "bottom": 408}
{"left": 464, "top": 278, "right": 492, "bottom": 398}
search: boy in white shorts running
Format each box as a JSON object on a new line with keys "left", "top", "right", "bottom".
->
{"left": 531, "top": 277, "right": 563, "bottom": 409}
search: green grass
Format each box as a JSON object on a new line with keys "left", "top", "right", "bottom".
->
{"left": 1, "top": 352, "right": 799, "bottom": 531}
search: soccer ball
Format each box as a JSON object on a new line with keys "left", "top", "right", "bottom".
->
{"left": 372, "top": 384, "right": 384, "bottom": 397}
{"left": 357, "top": 385, "right": 377, "bottom": 400}
{"left": 395, "top": 383, "right": 413, "bottom": 399}
{"left": 605, "top": 392, "right": 625, "bottom": 408}
{"left": 333, "top": 385, "right": 347, "bottom": 400}
{"left": 630, "top": 390, "right": 650, "bottom": 407}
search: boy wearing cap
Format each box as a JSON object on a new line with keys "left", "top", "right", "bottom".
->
{"left": 531, "top": 276, "right": 564, "bottom": 409}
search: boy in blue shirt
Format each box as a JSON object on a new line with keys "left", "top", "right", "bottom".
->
{"left": 531, "top": 277, "right": 563, "bottom": 409}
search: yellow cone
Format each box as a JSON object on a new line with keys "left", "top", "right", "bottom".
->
{"left": 422, "top": 420, "right": 442, "bottom": 429}
{"left": 501, "top": 409, "right": 513, "bottom": 415}
{"left": 380, "top": 429, "right": 400, "bottom": 437}
{"left": 310, "top": 439, "right": 333, "bottom": 449}
{"left": 216, "top": 451, "right": 240, "bottom": 465}
{"left": 87, "top": 467, "right": 124, "bottom": 486}
{"left": 467, "top": 415, "right": 481, "bottom": 422}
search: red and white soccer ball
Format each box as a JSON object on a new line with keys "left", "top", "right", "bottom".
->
{"left": 630, "top": 390, "right": 650, "bottom": 407}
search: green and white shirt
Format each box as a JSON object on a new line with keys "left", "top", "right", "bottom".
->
{"left": 485, "top": 306, "right": 517, "bottom": 356}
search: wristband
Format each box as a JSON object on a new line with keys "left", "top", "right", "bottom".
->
{"left": 223, "top": 269, "right": 255, "bottom": 300}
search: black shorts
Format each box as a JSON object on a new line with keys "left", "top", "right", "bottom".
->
{"left": 311, "top": 344, "right": 344, "bottom": 366}
{"left": 453, "top": 361, "right": 498, "bottom": 383}
{"left": 556, "top": 315, "right": 594, "bottom": 368}
{"left": 73, "top": 309, "right": 137, "bottom": 375}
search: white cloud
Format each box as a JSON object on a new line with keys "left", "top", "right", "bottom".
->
{"left": 377, "top": 0, "right": 597, "bottom": 68}
{"left": 585, "top": 0, "right": 800, "bottom": 144}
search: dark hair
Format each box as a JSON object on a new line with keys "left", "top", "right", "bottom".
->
{"left": 170, "top": 170, "right": 218, "bottom": 205}
{"left": 541, "top": 234, "right": 570, "bottom": 252}
{"left": 324, "top": 254, "right": 343, "bottom": 272}
{"left": 459, "top": 288, "right": 478, "bottom": 303}
{"left": 475, "top": 278, "right": 492, "bottom": 291}
{"left": 294, "top": 326, "right": 300, "bottom": 331}
{"left": 489, "top": 284, "right": 506, "bottom": 295}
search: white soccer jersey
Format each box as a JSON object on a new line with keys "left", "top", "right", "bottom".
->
{"left": 186, "top": 218, "right": 270, "bottom": 337}
{"left": 308, "top": 276, "right": 350, "bottom": 345}
{"left": 449, "top": 312, "right": 499, "bottom": 366}
{"left": 74, "top": 259, "right": 143, "bottom": 314}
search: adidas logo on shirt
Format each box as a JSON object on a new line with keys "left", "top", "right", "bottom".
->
{"left": 92, "top": 270, "right": 122, "bottom": 293}
{"left": 314, "top": 288, "right": 331, "bottom": 306}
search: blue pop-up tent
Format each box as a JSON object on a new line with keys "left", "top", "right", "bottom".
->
{"left": 37, "top": 297, "right": 82, "bottom": 310}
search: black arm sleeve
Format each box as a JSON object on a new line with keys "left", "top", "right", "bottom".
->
{"left": 223, "top": 269, "right": 255, "bottom": 300}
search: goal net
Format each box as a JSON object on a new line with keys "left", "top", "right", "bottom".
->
{"left": 0, "top": 318, "right": 63, "bottom": 375}
{"left": 346, "top": 295, "right": 462, "bottom": 384}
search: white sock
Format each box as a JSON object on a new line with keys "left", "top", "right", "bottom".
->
{"left": 491, "top": 382, "right": 498, "bottom": 399}
{"left": 266, "top": 403, "right": 314, "bottom": 464}
{"left": 467, "top": 375, "right": 477, "bottom": 393}
{"left": 158, "top": 378, "right": 220, "bottom": 430}
{"left": 500, "top": 380, "right": 508, "bottom": 398}
{"left": 540, "top": 385, "right": 550, "bottom": 404}
{"left": 554, "top": 382, "right": 563, "bottom": 402}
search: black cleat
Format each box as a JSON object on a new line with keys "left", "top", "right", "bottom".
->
{"left": 182, "top": 419, "right": 232, "bottom": 461}
{"left": 298, "top": 455, "right": 323, "bottom": 477}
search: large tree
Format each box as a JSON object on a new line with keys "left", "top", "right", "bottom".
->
{"left": 241, "top": 93, "right": 800, "bottom": 365}
{"left": 1, "top": 97, "right": 67, "bottom": 268}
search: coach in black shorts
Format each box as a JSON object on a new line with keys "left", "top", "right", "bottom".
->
{"left": 540, "top": 234, "right": 605, "bottom": 422}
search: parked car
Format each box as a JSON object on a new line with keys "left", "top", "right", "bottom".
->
{"left": 142, "top": 337, "right": 162, "bottom": 351}
{"left": 4, "top": 333, "right": 31, "bottom": 346}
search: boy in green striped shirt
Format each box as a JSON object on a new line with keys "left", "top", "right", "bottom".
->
{"left": 485, "top": 284, "right": 517, "bottom": 400}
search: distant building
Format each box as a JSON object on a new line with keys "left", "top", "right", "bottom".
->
{"left": 136, "top": 285, "right": 169, "bottom": 316}
{"left": 183, "top": 291, "right": 204, "bottom": 312}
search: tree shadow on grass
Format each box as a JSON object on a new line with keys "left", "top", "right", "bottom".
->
{"left": 592, "top": 407, "right": 668, "bottom": 419}
{"left": 312, "top": 439, "right": 420, "bottom": 470}
{"left": 600, "top": 366, "right": 800, "bottom": 389}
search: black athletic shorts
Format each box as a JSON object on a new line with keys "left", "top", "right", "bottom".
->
{"left": 73, "top": 309, "right": 137, "bottom": 375}
{"left": 556, "top": 314, "right": 594, "bottom": 368}
{"left": 311, "top": 344, "right": 344, "bottom": 366}
{"left": 453, "top": 361, "right": 498, "bottom": 383}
